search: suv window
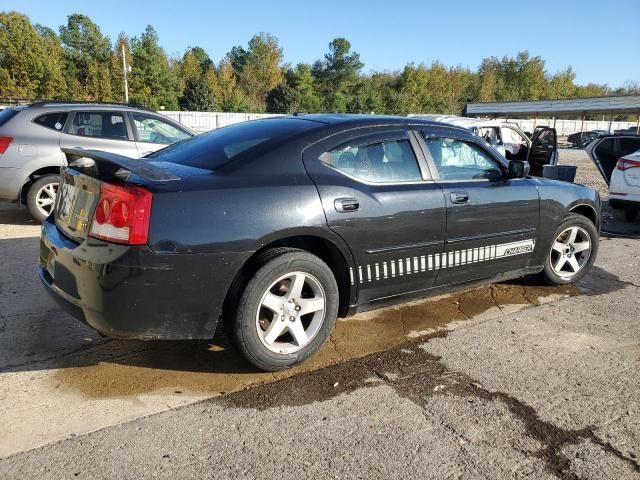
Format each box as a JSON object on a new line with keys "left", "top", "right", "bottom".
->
{"left": 422, "top": 136, "right": 503, "bottom": 181}
{"left": 34, "top": 112, "right": 68, "bottom": 131}
{"left": 131, "top": 113, "right": 191, "bottom": 145}
{"left": 69, "top": 112, "right": 128, "bottom": 140}
{"left": 475, "top": 127, "right": 502, "bottom": 148}
{"left": 321, "top": 139, "right": 422, "bottom": 183}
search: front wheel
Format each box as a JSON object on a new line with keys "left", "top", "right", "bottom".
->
{"left": 26, "top": 174, "right": 60, "bottom": 222}
{"left": 229, "top": 249, "right": 339, "bottom": 371}
{"left": 542, "top": 214, "right": 598, "bottom": 285}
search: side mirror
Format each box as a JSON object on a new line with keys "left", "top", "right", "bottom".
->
{"left": 508, "top": 160, "right": 530, "bottom": 178}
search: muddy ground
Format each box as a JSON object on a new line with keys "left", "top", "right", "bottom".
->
{"left": 0, "top": 149, "right": 639, "bottom": 478}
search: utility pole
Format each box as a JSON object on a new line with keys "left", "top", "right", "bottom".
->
{"left": 122, "top": 44, "right": 129, "bottom": 104}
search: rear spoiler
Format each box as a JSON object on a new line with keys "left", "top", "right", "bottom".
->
{"left": 62, "top": 148, "right": 180, "bottom": 182}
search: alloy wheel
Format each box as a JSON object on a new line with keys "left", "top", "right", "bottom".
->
{"left": 549, "top": 226, "right": 592, "bottom": 279}
{"left": 255, "top": 271, "right": 326, "bottom": 354}
{"left": 35, "top": 182, "right": 59, "bottom": 217}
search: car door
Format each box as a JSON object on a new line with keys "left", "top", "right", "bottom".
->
{"left": 500, "top": 125, "right": 530, "bottom": 161}
{"left": 526, "top": 127, "right": 558, "bottom": 176}
{"left": 60, "top": 110, "right": 139, "bottom": 158}
{"left": 303, "top": 128, "right": 446, "bottom": 304}
{"left": 586, "top": 135, "right": 640, "bottom": 185}
{"left": 416, "top": 126, "right": 540, "bottom": 287}
{"left": 128, "top": 112, "right": 193, "bottom": 157}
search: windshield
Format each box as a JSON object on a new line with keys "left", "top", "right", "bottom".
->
{"left": 0, "top": 108, "right": 19, "bottom": 128}
{"left": 147, "top": 118, "right": 316, "bottom": 170}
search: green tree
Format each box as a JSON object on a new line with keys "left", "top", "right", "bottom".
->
{"left": 238, "top": 33, "right": 284, "bottom": 111}
{"left": 0, "top": 12, "right": 66, "bottom": 99}
{"left": 312, "top": 38, "right": 364, "bottom": 111}
{"left": 59, "top": 13, "right": 113, "bottom": 100}
{"left": 129, "top": 25, "right": 179, "bottom": 109}
{"left": 180, "top": 77, "right": 215, "bottom": 110}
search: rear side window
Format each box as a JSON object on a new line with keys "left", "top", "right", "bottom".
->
{"left": 0, "top": 108, "right": 19, "bottom": 127}
{"left": 131, "top": 113, "right": 191, "bottom": 145}
{"left": 68, "top": 112, "right": 128, "bottom": 140}
{"left": 321, "top": 139, "right": 422, "bottom": 183}
{"left": 34, "top": 112, "right": 68, "bottom": 131}
{"left": 147, "top": 118, "right": 316, "bottom": 170}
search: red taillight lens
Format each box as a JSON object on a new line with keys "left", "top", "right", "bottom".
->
{"left": 616, "top": 158, "right": 640, "bottom": 171}
{"left": 89, "top": 183, "right": 152, "bottom": 245}
{"left": 0, "top": 136, "right": 13, "bottom": 154}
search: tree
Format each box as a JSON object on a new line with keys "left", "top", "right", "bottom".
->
{"left": 59, "top": 13, "right": 113, "bottom": 100}
{"left": 238, "top": 33, "right": 284, "bottom": 111}
{"left": 180, "top": 77, "right": 215, "bottom": 110}
{"left": 312, "top": 38, "right": 363, "bottom": 111}
{"left": 0, "top": 12, "right": 66, "bottom": 99}
{"left": 129, "top": 25, "right": 179, "bottom": 109}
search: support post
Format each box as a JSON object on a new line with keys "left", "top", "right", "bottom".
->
{"left": 580, "top": 112, "right": 585, "bottom": 144}
{"left": 121, "top": 44, "right": 129, "bottom": 104}
{"left": 636, "top": 115, "right": 640, "bottom": 135}
{"left": 608, "top": 113, "right": 613, "bottom": 133}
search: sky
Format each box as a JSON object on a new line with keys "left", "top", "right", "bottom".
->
{"left": 3, "top": 0, "right": 639, "bottom": 88}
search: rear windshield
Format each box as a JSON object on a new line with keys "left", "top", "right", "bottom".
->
{"left": 0, "top": 108, "right": 20, "bottom": 127}
{"left": 146, "top": 118, "right": 316, "bottom": 170}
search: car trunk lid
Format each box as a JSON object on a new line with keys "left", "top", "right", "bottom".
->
{"left": 55, "top": 148, "right": 181, "bottom": 242}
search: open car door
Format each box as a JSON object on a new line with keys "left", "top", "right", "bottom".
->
{"left": 585, "top": 135, "right": 640, "bottom": 186}
{"left": 526, "top": 127, "right": 558, "bottom": 176}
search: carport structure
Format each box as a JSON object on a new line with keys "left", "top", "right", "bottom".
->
{"left": 466, "top": 95, "right": 640, "bottom": 136}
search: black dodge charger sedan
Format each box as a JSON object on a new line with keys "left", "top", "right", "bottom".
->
{"left": 40, "top": 115, "right": 600, "bottom": 371}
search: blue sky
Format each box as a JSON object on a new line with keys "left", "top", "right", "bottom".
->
{"left": 4, "top": 0, "right": 639, "bottom": 87}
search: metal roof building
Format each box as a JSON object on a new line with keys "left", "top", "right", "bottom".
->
{"left": 466, "top": 95, "right": 640, "bottom": 134}
{"left": 466, "top": 95, "right": 640, "bottom": 117}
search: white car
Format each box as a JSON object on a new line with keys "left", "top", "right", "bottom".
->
{"left": 409, "top": 115, "right": 558, "bottom": 176}
{"left": 586, "top": 135, "right": 640, "bottom": 221}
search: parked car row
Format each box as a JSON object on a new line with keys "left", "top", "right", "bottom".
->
{"left": 0, "top": 102, "right": 194, "bottom": 221}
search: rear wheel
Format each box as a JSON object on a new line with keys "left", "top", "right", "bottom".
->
{"left": 542, "top": 214, "right": 598, "bottom": 285}
{"left": 611, "top": 207, "right": 638, "bottom": 222}
{"left": 26, "top": 175, "right": 60, "bottom": 222}
{"left": 229, "top": 249, "right": 339, "bottom": 371}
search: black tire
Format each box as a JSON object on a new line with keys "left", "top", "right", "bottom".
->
{"left": 611, "top": 207, "right": 638, "bottom": 222}
{"left": 542, "top": 214, "right": 598, "bottom": 285}
{"left": 229, "top": 249, "right": 339, "bottom": 371}
{"left": 26, "top": 174, "right": 60, "bottom": 222}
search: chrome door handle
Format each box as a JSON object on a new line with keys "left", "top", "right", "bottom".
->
{"left": 334, "top": 198, "right": 360, "bottom": 213}
{"left": 450, "top": 191, "right": 469, "bottom": 204}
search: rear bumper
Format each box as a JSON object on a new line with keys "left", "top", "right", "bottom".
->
{"left": 39, "top": 216, "right": 250, "bottom": 339}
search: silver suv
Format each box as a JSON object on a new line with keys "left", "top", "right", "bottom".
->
{"left": 0, "top": 102, "right": 194, "bottom": 221}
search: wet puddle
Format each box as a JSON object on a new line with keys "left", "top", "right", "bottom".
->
{"left": 51, "top": 279, "right": 579, "bottom": 399}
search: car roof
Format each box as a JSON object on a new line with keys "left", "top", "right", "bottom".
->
{"left": 26, "top": 101, "right": 157, "bottom": 113}
{"left": 284, "top": 113, "right": 446, "bottom": 128}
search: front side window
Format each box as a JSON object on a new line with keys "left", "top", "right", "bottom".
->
{"left": 475, "top": 127, "right": 502, "bottom": 148}
{"left": 34, "top": 112, "right": 69, "bottom": 131}
{"left": 422, "top": 135, "right": 503, "bottom": 181}
{"left": 131, "top": 114, "right": 191, "bottom": 145}
{"left": 321, "top": 139, "right": 422, "bottom": 183}
{"left": 69, "top": 112, "right": 128, "bottom": 140}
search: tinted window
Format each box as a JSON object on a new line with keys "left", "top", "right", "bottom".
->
{"left": 423, "top": 135, "right": 503, "bottom": 181}
{"left": 69, "top": 112, "right": 128, "bottom": 140}
{"left": 594, "top": 137, "right": 640, "bottom": 179}
{"left": 147, "top": 118, "right": 316, "bottom": 170}
{"left": 131, "top": 113, "right": 191, "bottom": 145}
{"left": 321, "top": 139, "right": 422, "bottom": 183}
{"left": 0, "top": 108, "right": 19, "bottom": 127}
{"left": 34, "top": 112, "right": 68, "bottom": 131}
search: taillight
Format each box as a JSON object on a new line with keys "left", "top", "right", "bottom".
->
{"left": 89, "top": 183, "right": 152, "bottom": 245}
{"left": 616, "top": 158, "right": 640, "bottom": 171}
{"left": 0, "top": 136, "right": 13, "bottom": 154}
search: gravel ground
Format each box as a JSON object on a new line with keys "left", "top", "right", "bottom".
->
{"left": 558, "top": 147, "right": 608, "bottom": 199}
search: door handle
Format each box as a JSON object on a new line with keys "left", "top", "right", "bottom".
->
{"left": 334, "top": 198, "right": 360, "bottom": 213}
{"left": 450, "top": 191, "right": 470, "bottom": 204}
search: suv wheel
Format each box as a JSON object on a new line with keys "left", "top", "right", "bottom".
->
{"left": 26, "top": 175, "right": 60, "bottom": 222}
{"left": 543, "top": 214, "right": 598, "bottom": 285}
{"left": 229, "top": 249, "right": 339, "bottom": 371}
